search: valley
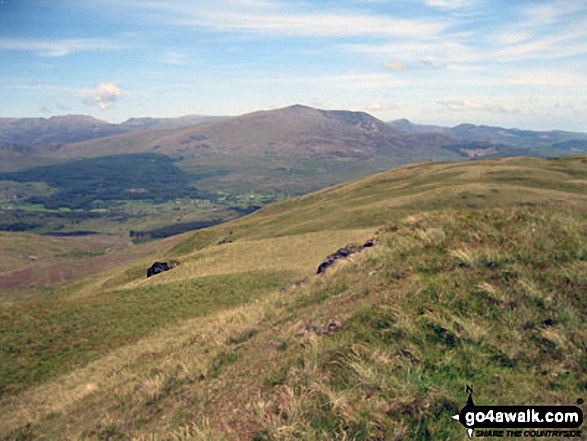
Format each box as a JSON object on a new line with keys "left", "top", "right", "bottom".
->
{"left": 1, "top": 106, "right": 586, "bottom": 239}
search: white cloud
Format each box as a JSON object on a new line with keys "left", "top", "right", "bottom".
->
{"left": 383, "top": 61, "right": 406, "bottom": 71}
{"left": 438, "top": 99, "right": 485, "bottom": 111}
{"left": 365, "top": 102, "right": 395, "bottom": 111}
{"left": 438, "top": 99, "right": 509, "bottom": 114}
{"left": 425, "top": 0, "right": 474, "bottom": 10}
{"left": 346, "top": 41, "right": 478, "bottom": 63}
{"left": 0, "top": 38, "right": 130, "bottom": 57}
{"left": 489, "top": 2, "right": 587, "bottom": 61}
{"left": 91, "top": 82, "right": 122, "bottom": 109}
{"left": 420, "top": 59, "right": 446, "bottom": 69}
{"left": 265, "top": 73, "right": 409, "bottom": 89}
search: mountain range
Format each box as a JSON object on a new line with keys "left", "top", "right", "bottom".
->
{"left": 389, "top": 118, "right": 587, "bottom": 151}
{"left": 1, "top": 105, "right": 586, "bottom": 235}
{"left": 2, "top": 105, "right": 585, "bottom": 163}
{"left": 0, "top": 114, "right": 225, "bottom": 147}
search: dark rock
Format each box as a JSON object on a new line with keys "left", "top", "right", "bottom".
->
{"left": 328, "top": 319, "right": 343, "bottom": 331}
{"left": 316, "top": 254, "right": 337, "bottom": 274}
{"left": 317, "top": 260, "right": 332, "bottom": 275}
{"left": 147, "top": 261, "right": 170, "bottom": 278}
{"left": 362, "top": 239, "right": 375, "bottom": 248}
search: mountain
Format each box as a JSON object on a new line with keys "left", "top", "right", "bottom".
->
{"left": 0, "top": 114, "right": 226, "bottom": 148}
{"left": 56, "top": 105, "right": 508, "bottom": 195}
{"left": 0, "top": 115, "right": 129, "bottom": 147}
{"left": 60, "top": 105, "right": 444, "bottom": 158}
{"left": 120, "top": 114, "right": 226, "bottom": 130}
{"left": 389, "top": 118, "right": 587, "bottom": 151}
{"left": 1, "top": 154, "right": 586, "bottom": 439}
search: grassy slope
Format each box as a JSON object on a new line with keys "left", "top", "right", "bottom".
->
{"left": 0, "top": 155, "right": 586, "bottom": 439}
{"left": 171, "top": 155, "right": 587, "bottom": 250}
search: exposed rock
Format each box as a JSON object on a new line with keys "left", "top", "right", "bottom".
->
{"left": 316, "top": 258, "right": 334, "bottom": 275}
{"left": 147, "top": 261, "right": 170, "bottom": 278}
{"left": 362, "top": 239, "right": 375, "bottom": 248}
{"left": 316, "top": 239, "right": 376, "bottom": 274}
{"left": 296, "top": 319, "right": 343, "bottom": 337}
{"left": 328, "top": 319, "right": 343, "bottom": 332}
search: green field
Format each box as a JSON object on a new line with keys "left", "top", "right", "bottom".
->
{"left": 0, "top": 155, "right": 586, "bottom": 440}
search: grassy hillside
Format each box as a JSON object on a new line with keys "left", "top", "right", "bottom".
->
{"left": 0, "top": 232, "right": 185, "bottom": 300}
{"left": 0, "top": 155, "right": 586, "bottom": 439}
{"left": 171, "top": 155, "right": 587, "bottom": 250}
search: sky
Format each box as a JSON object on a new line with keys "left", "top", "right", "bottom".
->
{"left": 0, "top": 0, "right": 586, "bottom": 131}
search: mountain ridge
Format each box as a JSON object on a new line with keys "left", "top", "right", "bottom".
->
{"left": 57, "top": 105, "right": 495, "bottom": 160}
{"left": 0, "top": 114, "right": 227, "bottom": 147}
{"left": 389, "top": 118, "right": 587, "bottom": 151}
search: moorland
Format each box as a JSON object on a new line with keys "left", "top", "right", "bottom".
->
{"left": 1, "top": 150, "right": 586, "bottom": 439}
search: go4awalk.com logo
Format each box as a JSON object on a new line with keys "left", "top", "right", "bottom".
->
{"left": 451, "top": 386, "right": 584, "bottom": 438}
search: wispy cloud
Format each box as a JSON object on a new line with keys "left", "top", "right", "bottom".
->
{"left": 364, "top": 101, "right": 397, "bottom": 111}
{"left": 0, "top": 38, "right": 131, "bottom": 57}
{"left": 490, "top": 2, "right": 587, "bottom": 61}
{"left": 347, "top": 40, "right": 477, "bottom": 63}
{"left": 425, "top": 0, "right": 476, "bottom": 10}
{"left": 266, "top": 73, "right": 409, "bottom": 89}
{"left": 137, "top": 1, "right": 448, "bottom": 38}
{"left": 438, "top": 99, "right": 507, "bottom": 113}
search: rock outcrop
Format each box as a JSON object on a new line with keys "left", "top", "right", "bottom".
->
{"left": 316, "top": 239, "right": 376, "bottom": 274}
{"left": 147, "top": 261, "right": 170, "bottom": 278}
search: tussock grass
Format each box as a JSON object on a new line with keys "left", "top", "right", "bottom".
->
{"left": 2, "top": 205, "right": 585, "bottom": 440}
{"left": 1, "top": 156, "right": 586, "bottom": 439}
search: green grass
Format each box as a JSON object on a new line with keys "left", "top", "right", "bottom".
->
{"left": 3, "top": 205, "right": 584, "bottom": 440}
{"left": 171, "top": 155, "right": 587, "bottom": 255}
{"left": 0, "top": 270, "right": 295, "bottom": 396}
{"left": 251, "top": 207, "right": 586, "bottom": 439}
{"left": 0, "top": 155, "right": 586, "bottom": 439}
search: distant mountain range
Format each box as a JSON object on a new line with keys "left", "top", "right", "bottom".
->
{"left": 2, "top": 106, "right": 585, "bottom": 158}
{"left": 0, "top": 114, "right": 225, "bottom": 147}
{"left": 389, "top": 118, "right": 587, "bottom": 151}
{"left": 1, "top": 105, "right": 586, "bottom": 195}
{"left": 59, "top": 104, "right": 473, "bottom": 158}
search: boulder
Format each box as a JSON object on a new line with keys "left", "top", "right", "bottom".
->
{"left": 147, "top": 261, "right": 170, "bottom": 278}
{"left": 317, "top": 259, "right": 332, "bottom": 275}
{"left": 362, "top": 239, "right": 375, "bottom": 248}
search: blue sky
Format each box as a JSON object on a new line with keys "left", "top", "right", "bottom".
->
{"left": 0, "top": 0, "right": 586, "bottom": 131}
